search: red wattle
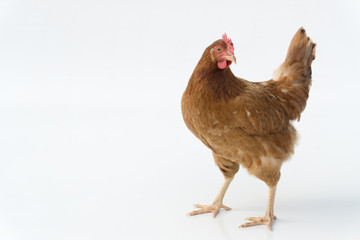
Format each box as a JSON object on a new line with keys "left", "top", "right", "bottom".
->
{"left": 218, "top": 60, "right": 232, "bottom": 69}
{"left": 218, "top": 60, "right": 227, "bottom": 69}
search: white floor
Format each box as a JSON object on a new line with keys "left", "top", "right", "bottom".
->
{"left": 1, "top": 1, "right": 360, "bottom": 239}
{"left": 1, "top": 105, "right": 359, "bottom": 240}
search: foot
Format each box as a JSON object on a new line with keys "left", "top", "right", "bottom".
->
{"left": 188, "top": 203, "right": 232, "bottom": 218}
{"left": 239, "top": 214, "right": 277, "bottom": 231}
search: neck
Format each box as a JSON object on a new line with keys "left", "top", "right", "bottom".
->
{"left": 189, "top": 57, "right": 244, "bottom": 101}
{"left": 204, "top": 67, "right": 243, "bottom": 101}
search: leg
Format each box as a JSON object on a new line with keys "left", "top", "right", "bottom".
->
{"left": 239, "top": 185, "right": 277, "bottom": 231}
{"left": 189, "top": 154, "right": 239, "bottom": 218}
{"left": 189, "top": 176, "right": 234, "bottom": 218}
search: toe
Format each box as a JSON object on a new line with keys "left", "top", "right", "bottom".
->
{"left": 221, "top": 204, "right": 232, "bottom": 211}
{"left": 194, "top": 204, "right": 207, "bottom": 208}
{"left": 212, "top": 209, "right": 220, "bottom": 218}
{"left": 239, "top": 221, "right": 262, "bottom": 228}
{"left": 188, "top": 209, "right": 210, "bottom": 216}
{"left": 246, "top": 217, "right": 264, "bottom": 221}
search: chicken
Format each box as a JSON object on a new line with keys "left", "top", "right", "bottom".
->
{"left": 181, "top": 27, "right": 316, "bottom": 230}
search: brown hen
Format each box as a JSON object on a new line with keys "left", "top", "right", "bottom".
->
{"left": 181, "top": 27, "right": 316, "bottom": 230}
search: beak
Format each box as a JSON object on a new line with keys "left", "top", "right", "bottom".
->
{"left": 225, "top": 54, "right": 237, "bottom": 64}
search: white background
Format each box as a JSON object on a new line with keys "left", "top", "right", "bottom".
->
{"left": 1, "top": 0, "right": 360, "bottom": 239}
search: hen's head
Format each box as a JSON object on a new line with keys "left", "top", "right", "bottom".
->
{"left": 210, "top": 34, "right": 237, "bottom": 69}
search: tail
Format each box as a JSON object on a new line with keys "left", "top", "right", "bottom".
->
{"left": 272, "top": 27, "right": 316, "bottom": 120}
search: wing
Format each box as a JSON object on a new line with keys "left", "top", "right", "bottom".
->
{"left": 232, "top": 81, "right": 289, "bottom": 135}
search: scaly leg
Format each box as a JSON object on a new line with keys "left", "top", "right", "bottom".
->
{"left": 189, "top": 176, "right": 233, "bottom": 218}
{"left": 239, "top": 185, "right": 277, "bottom": 231}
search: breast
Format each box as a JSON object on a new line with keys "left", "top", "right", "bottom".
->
{"left": 203, "top": 123, "right": 298, "bottom": 167}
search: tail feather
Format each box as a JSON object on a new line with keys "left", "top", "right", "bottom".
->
{"left": 272, "top": 27, "right": 316, "bottom": 120}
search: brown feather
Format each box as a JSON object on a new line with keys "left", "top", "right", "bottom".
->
{"left": 182, "top": 28, "right": 316, "bottom": 187}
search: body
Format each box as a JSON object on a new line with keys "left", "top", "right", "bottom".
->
{"left": 182, "top": 73, "right": 297, "bottom": 183}
{"left": 181, "top": 28, "right": 316, "bottom": 230}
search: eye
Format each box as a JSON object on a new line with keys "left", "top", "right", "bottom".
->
{"left": 217, "top": 47, "right": 221, "bottom": 52}
{"left": 231, "top": 42, "right": 233, "bottom": 46}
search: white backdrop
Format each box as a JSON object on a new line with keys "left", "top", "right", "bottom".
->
{"left": 1, "top": 0, "right": 360, "bottom": 239}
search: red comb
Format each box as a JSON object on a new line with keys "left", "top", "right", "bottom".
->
{"left": 222, "top": 33, "right": 234, "bottom": 54}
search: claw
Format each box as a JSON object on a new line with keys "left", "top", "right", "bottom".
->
{"left": 239, "top": 214, "right": 276, "bottom": 231}
{"left": 188, "top": 203, "right": 232, "bottom": 218}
